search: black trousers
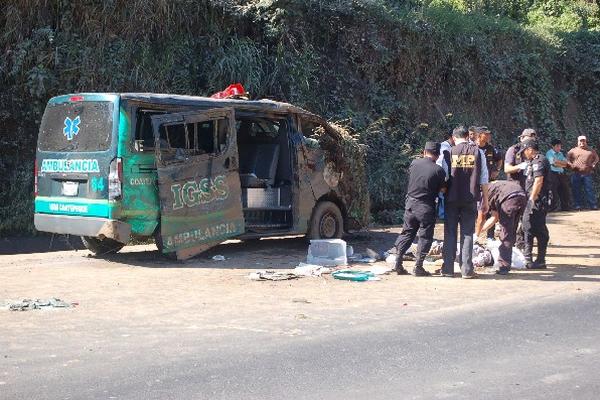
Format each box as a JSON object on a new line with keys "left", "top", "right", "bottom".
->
{"left": 394, "top": 198, "right": 436, "bottom": 269}
{"left": 497, "top": 196, "right": 527, "bottom": 268}
{"left": 443, "top": 201, "right": 477, "bottom": 276}
{"left": 548, "top": 171, "right": 571, "bottom": 211}
{"left": 522, "top": 206, "right": 549, "bottom": 262}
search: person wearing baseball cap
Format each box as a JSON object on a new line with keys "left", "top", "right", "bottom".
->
{"left": 503, "top": 128, "right": 537, "bottom": 250}
{"left": 474, "top": 126, "right": 503, "bottom": 240}
{"left": 393, "top": 141, "right": 447, "bottom": 277}
{"left": 520, "top": 139, "right": 551, "bottom": 269}
{"left": 504, "top": 128, "right": 537, "bottom": 189}
{"left": 567, "top": 135, "right": 599, "bottom": 210}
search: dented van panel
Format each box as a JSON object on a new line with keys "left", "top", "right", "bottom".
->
{"left": 152, "top": 108, "right": 245, "bottom": 259}
{"left": 35, "top": 92, "right": 369, "bottom": 259}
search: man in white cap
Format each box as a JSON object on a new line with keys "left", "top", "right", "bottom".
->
{"left": 567, "top": 136, "right": 599, "bottom": 210}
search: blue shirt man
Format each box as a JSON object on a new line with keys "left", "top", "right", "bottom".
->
{"left": 545, "top": 138, "right": 571, "bottom": 211}
{"left": 546, "top": 145, "right": 568, "bottom": 173}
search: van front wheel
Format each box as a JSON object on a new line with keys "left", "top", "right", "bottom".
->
{"left": 81, "top": 236, "right": 125, "bottom": 255}
{"left": 308, "top": 201, "right": 343, "bottom": 240}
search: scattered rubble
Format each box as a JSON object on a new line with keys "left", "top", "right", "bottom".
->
{"left": 248, "top": 270, "right": 300, "bottom": 281}
{"left": 2, "top": 298, "right": 75, "bottom": 311}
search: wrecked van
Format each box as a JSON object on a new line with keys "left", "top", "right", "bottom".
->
{"left": 34, "top": 93, "right": 369, "bottom": 260}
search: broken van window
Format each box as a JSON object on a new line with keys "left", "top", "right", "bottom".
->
{"left": 236, "top": 118, "right": 282, "bottom": 139}
{"left": 158, "top": 119, "right": 228, "bottom": 163}
{"left": 38, "top": 101, "right": 113, "bottom": 152}
{"left": 134, "top": 109, "right": 166, "bottom": 151}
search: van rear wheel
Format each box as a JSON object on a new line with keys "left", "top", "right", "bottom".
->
{"left": 81, "top": 236, "right": 125, "bottom": 255}
{"left": 308, "top": 201, "right": 343, "bottom": 240}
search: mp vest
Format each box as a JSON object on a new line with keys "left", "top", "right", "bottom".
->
{"left": 447, "top": 142, "right": 482, "bottom": 203}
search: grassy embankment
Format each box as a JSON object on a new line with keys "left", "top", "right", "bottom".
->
{"left": 1, "top": 0, "right": 599, "bottom": 235}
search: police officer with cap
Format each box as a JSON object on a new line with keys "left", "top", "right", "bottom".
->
{"left": 520, "top": 139, "right": 551, "bottom": 269}
{"left": 504, "top": 128, "right": 536, "bottom": 249}
{"left": 504, "top": 128, "right": 537, "bottom": 189}
{"left": 394, "top": 141, "right": 447, "bottom": 276}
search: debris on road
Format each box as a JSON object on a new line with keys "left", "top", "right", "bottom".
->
{"left": 3, "top": 298, "right": 74, "bottom": 311}
{"left": 332, "top": 270, "right": 379, "bottom": 282}
{"left": 294, "top": 263, "right": 332, "bottom": 277}
{"left": 384, "top": 238, "right": 527, "bottom": 270}
{"left": 307, "top": 239, "right": 348, "bottom": 266}
{"left": 358, "top": 257, "right": 378, "bottom": 263}
{"left": 212, "top": 255, "right": 226, "bottom": 261}
{"left": 348, "top": 253, "right": 363, "bottom": 261}
{"left": 486, "top": 239, "right": 527, "bottom": 269}
{"left": 346, "top": 245, "right": 354, "bottom": 257}
{"left": 473, "top": 244, "right": 494, "bottom": 268}
{"left": 292, "top": 298, "right": 311, "bottom": 304}
{"left": 248, "top": 270, "right": 300, "bottom": 281}
{"left": 365, "top": 248, "right": 383, "bottom": 261}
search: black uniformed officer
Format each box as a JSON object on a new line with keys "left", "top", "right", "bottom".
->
{"left": 479, "top": 180, "right": 527, "bottom": 275}
{"left": 394, "top": 141, "right": 447, "bottom": 277}
{"left": 504, "top": 128, "right": 537, "bottom": 189}
{"left": 474, "top": 126, "right": 503, "bottom": 239}
{"left": 442, "top": 126, "right": 490, "bottom": 278}
{"left": 520, "top": 139, "right": 551, "bottom": 269}
{"left": 504, "top": 128, "right": 536, "bottom": 249}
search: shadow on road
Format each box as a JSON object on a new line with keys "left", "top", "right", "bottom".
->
{"left": 0, "top": 234, "right": 85, "bottom": 255}
{"left": 92, "top": 230, "right": 401, "bottom": 270}
{"left": 510, "top": 264, "right": 600, "bottom": 282}
{"left": 472, "top": 264, "right": 600, "bottom": 283}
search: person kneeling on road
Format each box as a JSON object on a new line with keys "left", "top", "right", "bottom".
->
{"left": 478, "top": 180, "right": 527, "bottom": 275}
{"left": 521, "top": 139, "right": 551, "bottom": 269}
{"left": 394, "top": 141, "right": 447, "bottom": 277}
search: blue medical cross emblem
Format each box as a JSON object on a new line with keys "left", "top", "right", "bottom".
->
{"left": 63, "top": 116, "right": 81, "bottom": 141}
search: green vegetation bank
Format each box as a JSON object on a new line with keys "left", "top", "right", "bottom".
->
{"left": 1, "top": 0, "right": 599, "bottom": 234}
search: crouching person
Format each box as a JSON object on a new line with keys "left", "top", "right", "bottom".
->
{"left": 394, "top": 142, "right": 447, "bottom": 276}
{"left": 479, "top": 181, "right": 527, "bottom": 275}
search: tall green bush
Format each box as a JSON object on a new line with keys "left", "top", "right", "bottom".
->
{"left": 1, "top": 0, "right": 599, "bottom": 234}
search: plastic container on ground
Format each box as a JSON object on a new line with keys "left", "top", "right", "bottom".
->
{"left": 307, "top": 239, "right": 348, "bottom": 266}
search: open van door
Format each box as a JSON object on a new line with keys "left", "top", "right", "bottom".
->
{"left": 152, "top": 108, "right": 244, "bottom": 260}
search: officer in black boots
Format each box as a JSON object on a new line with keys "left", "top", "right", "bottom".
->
{"left": 394, "top": 142, "right": 447, "bottom": 277}
{"left": 520, "top": 139, "right": 551, "bottom": 269}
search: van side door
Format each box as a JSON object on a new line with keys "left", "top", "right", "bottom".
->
{"left": 152, "top": 108, "right": 244, "bottom": 260}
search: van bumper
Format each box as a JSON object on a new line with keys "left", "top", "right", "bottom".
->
{"left": 34, "top": 214, "right": 131, "bottom": 244}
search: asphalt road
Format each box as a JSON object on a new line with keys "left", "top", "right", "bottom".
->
{"left": 3, "top": 291, "right": 599, "bottom": 400}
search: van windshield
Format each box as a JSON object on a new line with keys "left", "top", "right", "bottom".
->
{"left": 38, "top": 101, "right": 114, "bottom": 152}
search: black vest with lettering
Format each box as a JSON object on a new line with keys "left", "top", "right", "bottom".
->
{"left": 447, "top": 141, "right": 482, "bottom": 203}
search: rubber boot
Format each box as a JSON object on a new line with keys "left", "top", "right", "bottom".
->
{"left": 394, "top": 255, "right": 409, "bottom": 275}
{"left": 533, "top": 241, "right": 548, "bottom": 269}
{"left": 523, "top": 239, "right": 534, "bottom": 269}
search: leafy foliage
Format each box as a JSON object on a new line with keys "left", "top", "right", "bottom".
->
{"left": 1, "top": 0, "right": 599, "bottom": 234}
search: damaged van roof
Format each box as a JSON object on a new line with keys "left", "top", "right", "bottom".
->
{"left": 52, "top": 92, "right": 317, "bottom": 116}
